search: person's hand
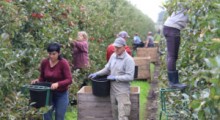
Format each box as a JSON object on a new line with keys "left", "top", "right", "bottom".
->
{"left": 107, "top": 75, "right": 116, "bottom": 81}
{"left": 31, "top": 79, "right": 39, "bottom": 84}
{"left": 88, "top": 73, "right": 97, "bottom": 79}
{"left": 51, "top": 83, "right": 59, "bottom": 90}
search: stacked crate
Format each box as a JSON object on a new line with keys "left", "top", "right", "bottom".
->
{"left": 133, "top": 57, "right": 151, "bottom": 80}
{"left": 136, "top": 47, "right": 159, "bottom": 63}
{"left": 77, "top": 86, "right": 140, "bottom": 120}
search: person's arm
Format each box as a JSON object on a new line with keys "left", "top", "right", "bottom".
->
{"left": 57, "top": 59, "right": 72, "bottom": 87}
{"left": 72, "top": 41, "right": 80, "bottom": 54}
{"left": 115, "top": 58, "right": 135, "bottom": 82}
{"left": 97, "top": 54, "right": 116, "bottom": 76}
{"left": 95, "top": 64, "right": 110, "bottom": 76}
{"left": 137, "top": 36, "right": 142, "bottom": 43}
{"left": 75, "top": 41, "right": 88, "bottom": 53}
{"left": 96, "top": 61, "right": 111, "bottom": 76}
{"left": 133, "top": 37, "right": 137, "bottom": 44}
{"left": 145, "top": 39, "right": 149, "bottom": 47}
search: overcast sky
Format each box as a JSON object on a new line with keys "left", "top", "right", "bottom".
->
{"left": 126, "top": 0, "right": 164, "bottom": 22}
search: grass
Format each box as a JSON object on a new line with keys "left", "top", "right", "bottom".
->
{"left": 130, "top": 63, "right": 154, "bottom": 120}
{"left": 131, "top": 81, "right": 150, "bottom": 120}
{"left": 65, "top": 106, "right": 77, "bottom": 120}
{"left": 150, "top": 63, "right": 155, "bottom": 81}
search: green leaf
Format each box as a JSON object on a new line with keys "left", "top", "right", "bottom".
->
{"left": 215, "top": 56, "right": 220, "bottom": 67}
{"left": 1, "top": 33, "right": 9, "bottom": 41}
{"left": 198, "top": 110, "right": 205, "bottom": 120}
{"left": 210, "top": 87, "right": 216, "bottom": 97}
{"left": 204, "top": 58, "right": 211, "bottom": 67}
{"left": 190, "top": 100, "right": 201, "bottom": 109}
{"left": 210, "top": 78, "right": 219, "bottom": 85}
{"left": 200, "top": 88, "right": 210, "bottom": 99}
{"left": 5, "top": 60, "right": 17, "bottom": 67}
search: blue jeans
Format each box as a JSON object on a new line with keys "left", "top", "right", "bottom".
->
{"left": 163, "top": 26, "right": 181, "bottom": 71}
{"left": 44, "top": 91, "right": 69, "bottom": 120}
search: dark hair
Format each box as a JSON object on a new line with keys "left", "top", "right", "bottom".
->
{"left": 47, "top": 42, "right": 62, "bottom": 60}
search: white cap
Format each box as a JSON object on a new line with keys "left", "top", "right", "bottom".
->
{"left": 113, "top": 37, "right": 126, "bottom": 47}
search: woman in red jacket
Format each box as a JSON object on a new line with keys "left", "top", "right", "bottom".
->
{"left": 31, "top": 42, "right": 72, "bottom": 120}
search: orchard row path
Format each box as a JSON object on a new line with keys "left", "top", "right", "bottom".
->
{"left": 145, "top": 63, "right": 160, "bottom": 120}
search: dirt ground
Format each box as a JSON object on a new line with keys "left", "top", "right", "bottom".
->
{"left": 145, "top": 64, "right": 160, "bottom": 120}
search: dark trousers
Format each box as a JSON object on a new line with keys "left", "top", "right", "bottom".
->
{"left": 133, "top": 42, "right": 144, "bottom": 50}
{"left": 163, "top": 26, "right": 181, "bottom": 71}
{"left": 133, "top": 44, "right": 138, "bottom": 51}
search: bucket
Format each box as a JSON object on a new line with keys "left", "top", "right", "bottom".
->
{"left": 29, "top": 82, "right": 52, "bottom": 108}
{"left": 91, "top": 75, "right": 110, "bottom": 97}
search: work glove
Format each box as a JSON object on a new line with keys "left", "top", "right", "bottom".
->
{"left": 107, "top": 75, "right": 116, "bottom": 81}
{"left": 88, "top": 73, "right": 97, "bottom": 79}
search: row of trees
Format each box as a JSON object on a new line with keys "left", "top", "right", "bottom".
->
{"left": 0, "top": 0, "right": 155, "bottom": 119}
{"left": 160, "top": 0, "right": 220, "bottom": 119}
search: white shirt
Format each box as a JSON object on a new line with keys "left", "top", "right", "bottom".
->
{"left": 96, "top": 51, "right": 135, "bottom": 95}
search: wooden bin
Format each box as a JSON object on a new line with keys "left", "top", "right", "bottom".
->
{"left": 77, "top": 86, "right": 140, "bottom": 120}
{"left": 133, "top": 57, "right": 151, "bottom": 80}
{"left": 136, "top": 47, "right": 159, "bottom": 63}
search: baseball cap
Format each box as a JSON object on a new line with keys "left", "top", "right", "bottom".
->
{"left": 118, "top": 31, "right": 130, "bottom": 38}
{"left": 113, "top": 37, "right": 126, "bottom": 47}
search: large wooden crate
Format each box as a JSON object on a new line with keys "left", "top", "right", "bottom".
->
{"left": 77, "top": 86, "right": 140, "bottom": 120}
{"left": 133, "top": 57, "right": 150, "bottom": 80}
{"left": 136, "top": 47, "right": 159, "bottom": 63}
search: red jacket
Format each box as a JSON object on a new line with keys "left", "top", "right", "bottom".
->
{"left": 106, "top": 44, "right": 132, "bottom": 61}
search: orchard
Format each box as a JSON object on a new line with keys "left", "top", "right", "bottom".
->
{"left": 0, "top": 0, "right": 154, "bottom": 119}
{"left": 0, "top": 0, "right": 220, "bottom": 120}
{"left": 160, "top": 0, "right": 220, "bottom": 119}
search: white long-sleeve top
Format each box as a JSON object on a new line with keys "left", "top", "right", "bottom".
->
{"left": 96, "top": 51, "right": 135, "bottom": 95}
{"left": 164, "top": 9, "right": 188, "bottom": 30}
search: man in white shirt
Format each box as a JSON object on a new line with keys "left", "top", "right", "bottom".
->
{"left": 89, "top": 37, "right": 135, "bottom": 120}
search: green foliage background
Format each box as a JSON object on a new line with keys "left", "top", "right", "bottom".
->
{"left": 0, "top": 0, "right": 155, "bottom": 119}
{"left": 160, "top": 0, "right": 220, "bottom": 119}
